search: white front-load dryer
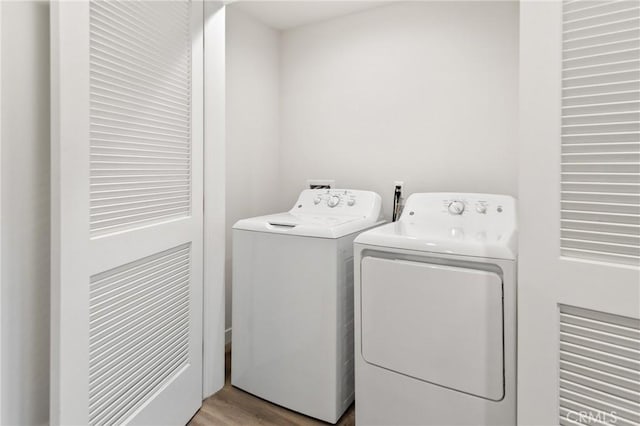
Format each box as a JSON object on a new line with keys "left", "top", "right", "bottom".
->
{"left": 232, "top": 189, "right": 384, "bottom": 424}
{"left": 354, "top": 193, "right": 517, "bottom": 425}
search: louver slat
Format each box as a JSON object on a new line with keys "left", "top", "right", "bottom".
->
{"left": 561, "top": 1, "right": 640, "bottom": 266}
{"left": 89, "top": 244, "right": 191, "bottom": 426}
{"left": 559, "top": 305, "right": 640, "bottom": 426}
{"left": 89, "top": 0, "right": 192, "bottom": 236}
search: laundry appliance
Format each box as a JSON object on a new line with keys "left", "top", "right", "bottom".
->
{"left": 354, "top": 193, "right": 517, "bottom": 425}
{"left": 232, "top": 189, "right": 384, "bottom": 423}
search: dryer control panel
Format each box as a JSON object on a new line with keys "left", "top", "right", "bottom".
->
{"left": 292, "top": 189, "right": 384, "bottom": 220}
{"left": 439, "top": 196, "right": 509, "bottom": 217}
{"left": 355, "top": 192, "right": 517, "bottom": 261}
{"left": 397, "top": 193, "right": 517, "bottom": 257}
{"left": 401, "top": 193, "right": 515, "bottom": 221}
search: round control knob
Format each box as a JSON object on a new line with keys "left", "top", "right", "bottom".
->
{"left": 327, "top": 195, "right": 341, "bottom": 208}
{"left": 448, "top": 200, "right": 465, "bottom": 215}
{"left": 347, "top": 198, "right": 356, "bottom": 206}
{"left": 476, "top": 204, "right": 487, "bottom": 214}
{"left": 313, "top": 196, "right": 322, "bottom": 205}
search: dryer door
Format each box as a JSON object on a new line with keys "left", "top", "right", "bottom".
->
{"left": 360, "top": 257, "right": 504, "bottom": 400}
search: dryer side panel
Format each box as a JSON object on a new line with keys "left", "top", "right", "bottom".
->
{"left": 360, "top": 257, "right": 504, "bottom": 400}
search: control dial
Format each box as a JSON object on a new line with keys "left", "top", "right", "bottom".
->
{"left": 313, "top": 196, "right": 322, "bottom": 205}
{"left": 327, "top": 195, "right": 341, "bottom": 208}
{"left": 476, "top": 204, "right": 487, "bottom": 214}
{"left": 448, "top": 200, "right": 465, "bottom": 215}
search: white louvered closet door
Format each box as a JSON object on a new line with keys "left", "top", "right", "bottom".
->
{"left": 51, "top": 1, "right": 204, "bottom": 425}
{"left": 519, "top": 1, "right": 639, "bottom": 425}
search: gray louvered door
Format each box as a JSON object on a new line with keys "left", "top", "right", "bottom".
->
{"left": 51, "top": 1, "right": 204, "bottom": 425}
{"left": 519, "top": 1, "right": 639, "bottom": 425}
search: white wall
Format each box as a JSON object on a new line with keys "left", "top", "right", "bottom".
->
{"left": 0, "top": 2, "right": 50, "bottom": 425}
{"left": 225, "top": 7, "right": 281, "bottom": 334}
{"left": 279, "top": 1, "right": 519, "bottom": 217}
{"left": 224, "top": 1, "right": 519, "bottom": 337}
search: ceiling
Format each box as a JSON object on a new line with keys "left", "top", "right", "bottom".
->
{"left": 228, "top": 1, "right": 394, "bottom": 30}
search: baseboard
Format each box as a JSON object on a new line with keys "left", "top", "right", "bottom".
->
{"left": 225, "top": 327, "right": 232, "bottom": 344}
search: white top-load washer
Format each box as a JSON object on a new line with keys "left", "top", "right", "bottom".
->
{"left": 232, "top": 189, "right": 384, "bottom": 423}
{"left": 354, "top": 193, "right": 517, "bottom": 426}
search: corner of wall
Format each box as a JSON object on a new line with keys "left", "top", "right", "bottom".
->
{"left": 203, "top": 0, "right": 227, "bottom": 398}
{"left": 224, "top": 5, "right": 284, "bottom": 337}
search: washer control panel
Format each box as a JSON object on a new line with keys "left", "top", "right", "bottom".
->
{"left": 293, "top": 189, "right": 383, "bottom": 219}
{"left": 305, "top": 189, "right": 358, "bottom": 208}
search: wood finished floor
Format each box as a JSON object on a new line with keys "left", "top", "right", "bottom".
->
{"left": 189, "top": 348, "right": 355, "bottom": 426}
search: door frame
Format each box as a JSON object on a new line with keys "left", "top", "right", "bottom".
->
{"left": 0, "top": 1, "right": 3, "bottom": 420}
{"left": 203, "top": 0, "right": 226, "bottom": 399}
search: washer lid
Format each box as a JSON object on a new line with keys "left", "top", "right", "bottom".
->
{"left": 234, "top": 212, "right": 367, "bottom": 238}
{"left": 355, "top": 193, "right": 517, "bottom": 260}
{"left": 233, "top": 189, "right": 385, "bottom": 238}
